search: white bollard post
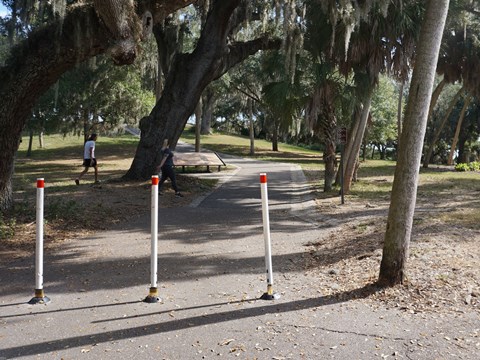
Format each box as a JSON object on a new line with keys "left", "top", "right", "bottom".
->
{"left": 29, "top": 178, "right": 50, "bottom": 304}
{"left": 259, "top": 173, "right": 280, "bottom": 300}
{"left": 144, "top": 175, "right": 161, "bottom": 303}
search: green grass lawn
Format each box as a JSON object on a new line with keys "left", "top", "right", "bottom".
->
{"left": 182, "top": 131, "right": 480, "bottom": 229}
{"left": 2, "top": 130, "right": 479, "bottom": 271}
{"left": 181, "top": 131, "right": 324, "bottom": 170}
{"left": 7, "top": 131, "right": 480, "bottom": 236}
{"left": 14, "top": 134, "right": 140, "bottom": 193}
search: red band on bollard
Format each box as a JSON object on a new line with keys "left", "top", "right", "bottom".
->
{"left": 37, "top": 179, "right": 45, "bottom": 188}
{"left": 152, "top": 176, "right": 159, "bottom": 185}
{"left": 260, "top": 174, "right": 267, "bottom": 184}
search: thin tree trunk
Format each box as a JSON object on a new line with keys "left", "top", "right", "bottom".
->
{"left": 378, "top": 0, "right": 449, "bottom": 287}
{"left": 458, "top": 131, "right": 468, "bottom": 163}
{"left": 83, "top": 108, "right": 89, "bottom": 143}
{"left": 322, "top": 85, "right": 338, "bottom": 192}
{"left": 422, "top": 86, "right": 464, "bottom": 168}
{"left": 344, "top": 91, "right": 373, "bottom": 193}
{"left": 335, "top": 108, "right": 360, "bottom": 186}
{"left": 195, "top": 98, "right": 202, "bottom": 152}
{"left": 447, "top": 94, "right": 472, "bottom": 165}
{"left": 201, "top": 89, "right": 215, "bottom": 135}
{"left": 38, "top": 131, "right": 44, "bottom": 149}
{"left": 27, "top": 129, "right": 34, "bottom": 157}
{"left": 272, "top": 120, "right": 279, "bottom": 152}
{"left": 428, "top": 78, "right": 446, "bottom": 121}
{"left": 345, "top": 109, "right": 361, "bottom": 165}
{"left": 248, "top": 98, "right": 255, "bottom": 156}
{"left": 323, "top": 121, "right": 337, "bottom": 192}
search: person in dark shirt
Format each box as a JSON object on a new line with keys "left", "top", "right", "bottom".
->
{"left": 155, "top": 139, "right": 183, "bottom": 197}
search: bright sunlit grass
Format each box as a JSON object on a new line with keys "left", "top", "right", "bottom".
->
{"left": 15, "top": 132, "right": 480, "bottom": 209}
{"left": 181, "top": 130, "right": 324, "bottom": 170}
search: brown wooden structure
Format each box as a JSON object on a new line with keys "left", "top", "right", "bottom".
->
{"left": 173, "top": 152, "right": 226, "bottom": 172}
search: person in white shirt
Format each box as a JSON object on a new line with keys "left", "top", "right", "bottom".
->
{"left": 75, "top": 134, "right": 98, "bottom": 185}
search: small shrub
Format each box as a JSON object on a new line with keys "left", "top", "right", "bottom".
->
{"left": 455, "top": 163, "right": 470, "bottom": 172}
{"left": 469, "top": 161, "right": 480, "bottom": 171}
{"left": 455, "top": 162, "right": 480, "bottom": 172}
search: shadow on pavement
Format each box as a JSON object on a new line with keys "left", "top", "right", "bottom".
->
{"left": 0, "top": 284, "right": 381, "bottom": 359}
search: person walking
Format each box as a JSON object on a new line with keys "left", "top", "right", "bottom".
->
{"left": 155, "top": 139, "right": 183, "bottom": 197}
{"left": 75, "top": 134, "right": 98, "bottom": 185}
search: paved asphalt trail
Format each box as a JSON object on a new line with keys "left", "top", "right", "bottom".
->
{"left": 1, "top": 147, "right": 478, "bottom": 359}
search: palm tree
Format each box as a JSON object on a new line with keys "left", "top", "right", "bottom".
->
{"left": 305, "top": 0, "right": 423, "bottom": 193}
{"left": 305, "top": 63, "right": 351, "bottom": 191}
{"left": 378, "top": 0, "right": 450, "bottom": 286}
{"left": 423, "top": 9, "right": 480, "bottom": 167}
{"left": 422, "top": 86, "right": 464, "bottom": 167}
{"left": 260, "top": 50, "right": 305, "bottom": 151}
{"left": 447, "top": 94, "right": 473, "bottom": 164}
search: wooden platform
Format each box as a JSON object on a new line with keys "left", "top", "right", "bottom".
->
{"left": 173, "top": 152, "right": 226, "bottom": 172}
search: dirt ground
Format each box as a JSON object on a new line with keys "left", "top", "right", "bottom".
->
{"left": 2, "top": 162, "right": 479, "bottom": 321}
{"left": 1, "top": 173, "right": 212, "bottom": 260}
{"left": 304, "top": 176, "right": 479, "bottom": 319}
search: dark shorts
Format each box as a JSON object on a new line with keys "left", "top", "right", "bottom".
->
{"left": 83, "top": 158, "right": 97, "bottom": 167}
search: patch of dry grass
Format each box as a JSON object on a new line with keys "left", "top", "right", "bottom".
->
{"left": 1, "top": 134, "right": 215, "bottom": 260}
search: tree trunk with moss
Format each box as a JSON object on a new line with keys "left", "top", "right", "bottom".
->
{"left": 124, "top": 1, "right": 281, "bottom": 179}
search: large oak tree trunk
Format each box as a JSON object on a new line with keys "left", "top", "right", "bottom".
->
{"left": 124, "top": 1, "right": 280, "bottom": 179}
{"left": 93, "top": 0, "right": 140, "bottom": 65}
{"left": 378, "top": 0, "right": 449, "bottom": 286}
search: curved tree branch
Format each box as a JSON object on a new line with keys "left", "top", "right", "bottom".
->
{"left": 0, "top": 0, "right": 198, "bottom": 211}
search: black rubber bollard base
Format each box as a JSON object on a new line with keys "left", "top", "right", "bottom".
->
{"left": 260, "top": 292, "right": 280, "bottom": 300}
{"left": 28, "top": 296, "right": 51, "bottom": 305}
{"left": 143, "top": 295, "right": 161, "bottom": 303}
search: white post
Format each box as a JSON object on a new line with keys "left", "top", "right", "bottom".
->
{"left": 144, "top": 175, "right": 160, "bottom": 303}
{"left": 29, "top": 178, "right": 50, "bottom": 304}
{"left": 259, "top": 173, "right": 279, "bottom": 300}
